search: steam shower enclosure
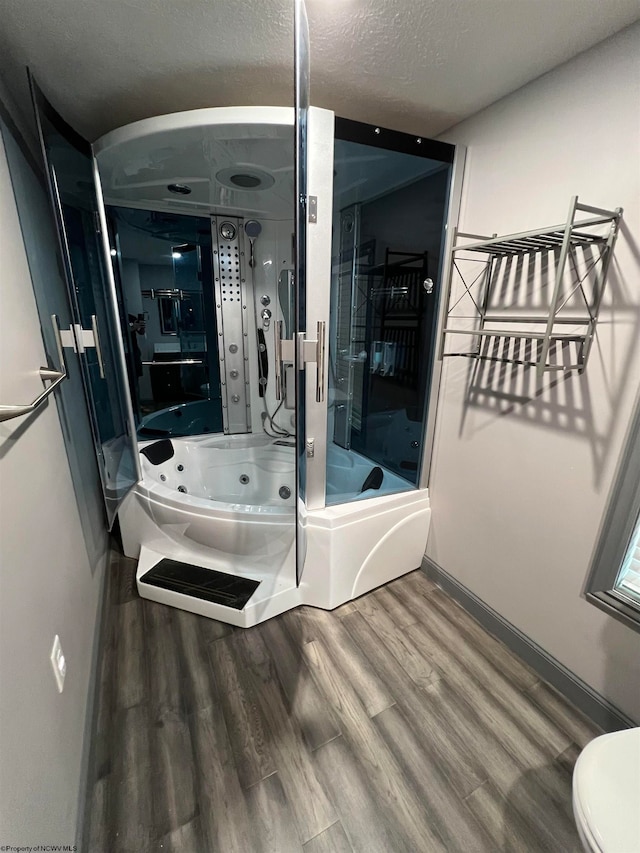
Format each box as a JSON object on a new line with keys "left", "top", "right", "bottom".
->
{"left": 32, "top": 82, "right": 460, "bottom": 626}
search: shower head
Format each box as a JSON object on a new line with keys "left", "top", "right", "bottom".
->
{"left": 245, "top": 220, "right": 262, "bottom": 239}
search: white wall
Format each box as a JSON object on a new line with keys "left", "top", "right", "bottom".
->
{"left": 428, "top": 23, "right": 640, "bottom": 722}
{"left": 0, "top": 115, "right": 109, "bottom": 843}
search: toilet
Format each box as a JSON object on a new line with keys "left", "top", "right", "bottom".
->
{"left": 572, "top": 727, "right": 640, "bottom": 852}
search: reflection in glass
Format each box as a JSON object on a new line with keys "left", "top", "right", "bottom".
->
{"left": 158, "top": 296, "right": 179, "bottom": 335}
{"left": 326, "top": 131, "right": 452, "bottom": 504}
{"left": 107, "top": 207, "right": 223, "bottom": 438}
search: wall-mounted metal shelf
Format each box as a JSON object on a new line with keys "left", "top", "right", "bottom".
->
{"left": 440, "top": 196, "right": 623, "bottom": 378}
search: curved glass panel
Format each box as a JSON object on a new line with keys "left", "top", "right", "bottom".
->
{"left": 106, "top": 206, "right": 223, "bottom": 439}
{"left": 31, "top": 79, "right": 138, "bottom": 525}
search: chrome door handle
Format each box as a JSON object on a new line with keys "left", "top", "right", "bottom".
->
{"left": 315, "top": 320, "right": 325, "bottom": 403}
{"left": 274, "top": 320, "right": 283, "bottom": 400}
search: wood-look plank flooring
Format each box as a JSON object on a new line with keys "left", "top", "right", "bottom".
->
{"left": 85, "top": 549, "right": 602, "bottom": 852}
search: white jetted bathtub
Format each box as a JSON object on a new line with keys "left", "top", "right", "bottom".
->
{"left": 120, "top": 434, "right": 295, "bottom": 566}
{"left": 118, "top": 433, "right": 432, "bottom": 626}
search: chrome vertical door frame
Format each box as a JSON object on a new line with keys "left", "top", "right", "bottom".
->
{"left": 304, "top": 106, "right": 334, "bottom": 511}
{"left": 91, "top": 154, "right": 143, "bottom": 483}
{"left": 294, "top": 0, "right": 311, "bottom": 585}
{"left": 419, "top": 144, "right": 466, "bottom": 491}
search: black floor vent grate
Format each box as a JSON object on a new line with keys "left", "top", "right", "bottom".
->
{"left": 140, "top": 558, "right": 260, "bottom": 610}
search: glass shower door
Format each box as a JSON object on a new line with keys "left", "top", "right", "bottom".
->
{"left": 294, "top": 0, "right": 310, "bottom": 585}
{"left": 326, "top": 121, "right": 455, "bottom": 505}
{"left": 31, "top": 78, "right": 139, "bottom": 526}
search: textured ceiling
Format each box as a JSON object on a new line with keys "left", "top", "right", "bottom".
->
{"left": 0, "top": 0, "right": 638, "bottom": 143}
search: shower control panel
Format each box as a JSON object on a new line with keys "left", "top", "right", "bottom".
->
{"left": 211, "top": 216, "right": 251, "bottom": 434}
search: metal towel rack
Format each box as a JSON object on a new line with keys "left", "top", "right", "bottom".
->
{"left": 0, "top": 315, "right": 67, "bottom": 424}
{"left": 142, "top": 359, "right": 204, "bottom": 366}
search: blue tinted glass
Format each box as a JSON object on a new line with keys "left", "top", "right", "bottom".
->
{"left": 107, "top": 206, "right": 223, "bottom": 439}
{"left": 326, "top": 134, "right": 452, "bottom": 504}
{"left": 33, "top": 87, "right": 139, "bottom": 525}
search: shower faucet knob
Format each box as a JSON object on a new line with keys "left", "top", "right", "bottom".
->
{"left": 261, "top": 308, "right": 272, "bottom": 321}
{"left": 260, "top": 295, "right": 271, "bottom": 306}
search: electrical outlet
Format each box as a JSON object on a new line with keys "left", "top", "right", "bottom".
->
{"left": 50, "top": 635, "right": 66, "bottom": 693}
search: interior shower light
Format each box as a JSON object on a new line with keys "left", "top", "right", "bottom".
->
{"left": 167, "top": 183, "right": 192, "bottom": 195}
{"left": 215, "top": 167, "right": 275, "bottom": 192}
{"left": 110, "top": 248, "right": 117, "bottom": 257}
{"left": 172, "top": 251, "right": 182, "bottom": 260}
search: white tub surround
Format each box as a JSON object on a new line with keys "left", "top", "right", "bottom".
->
{"left": 303, "top": 488, "right": 431, "bottom": 610}
{"left": 119, "top": 435, "right": 430, "bottom": 626}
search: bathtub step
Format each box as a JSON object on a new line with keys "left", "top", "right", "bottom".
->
{"left": 140, "top": 557, "right": 260, "bottom": 610}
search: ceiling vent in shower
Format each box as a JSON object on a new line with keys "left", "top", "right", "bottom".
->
{"left": 230, "top": 173, "right": 260, "bottom": 188}
{"left": 215, "top": 167, "right": 275, "bottom": 192}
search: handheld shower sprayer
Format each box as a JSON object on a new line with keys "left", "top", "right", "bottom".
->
{"left": 245, "top": 220, "right": 262, "bottom": 268}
